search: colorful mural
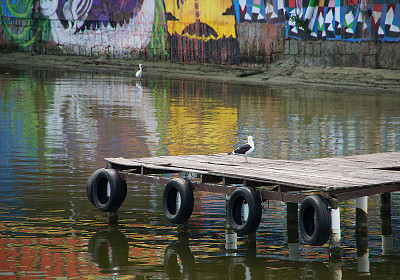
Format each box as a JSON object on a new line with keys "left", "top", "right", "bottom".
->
{"left": 1, "top": 0, "right": 400, "bottom": 61}
{"left": 163, "top": 0, "right": 240, "bottom": 63}
{"left": 234, "top": 0, "right": 400, "bottom": 42}
{"left": 0, "top": 0, "right": 159, "bottom": 53}
{"left": 0, "top": 0, "right": 51, "bottom": 47}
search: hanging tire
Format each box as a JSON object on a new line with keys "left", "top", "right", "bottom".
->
{"left": 86, "top": 168, "right": 105, "bottom": 207}
{"left": 162, "top": 178, "right": 194, "bottom": 224}
{"left": 299, "top": 194, "right": 332, "bottom": 246}
{"left": 88, "top": 169, "right": 127, "bottom": 212}
{"left": 227, "top": 187, "right": 262, "bottom": 235}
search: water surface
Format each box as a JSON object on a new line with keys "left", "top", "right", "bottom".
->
{"left": 1, "top": 67, "right": 400, "bottom": 279}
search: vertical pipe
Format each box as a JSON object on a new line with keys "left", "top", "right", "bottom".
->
{"left": 356, "top": 196, "right": 369, "bottom": 276}
{"left": 287, "top": 202, "right": 300, "bottom": 261}
{"left": 380, "top": 192, "right": 393, "bottom": 255}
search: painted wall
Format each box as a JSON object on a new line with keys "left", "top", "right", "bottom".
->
{"left": 1, "top": 0, "right": 399, "bottom": 67}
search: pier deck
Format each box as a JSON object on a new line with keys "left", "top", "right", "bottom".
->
{"left": 105, "top": 151, "right": 400, "bottom": 203}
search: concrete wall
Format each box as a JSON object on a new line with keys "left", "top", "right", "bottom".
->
{"left": 283, "top": 39, "right": 400, "bottom": 69}
{"left": 1, "top": 0, "right": 400, "bottom": 69}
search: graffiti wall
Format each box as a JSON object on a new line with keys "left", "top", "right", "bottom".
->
{"left": 0, "top": 0, "right": 162, "bottom": 56}
{"left": 0, "top": 0, "right": 399, "bottom": 65}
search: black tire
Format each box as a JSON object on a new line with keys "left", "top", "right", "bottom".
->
{"left": 89, "top": 169, "right": 127, "bottom": 212}
{"left": 227, "top": 187, "right": 262, "bottom": 235}
{"left": 162, "top": 178, "right": 194, "bottom": 224}
{"left": 86, "top": 168, "right": 105, "bottom": 206}
{"left": 299, "top": 194, "right": 332, "bottom": 246}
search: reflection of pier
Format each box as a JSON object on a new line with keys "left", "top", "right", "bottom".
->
{"left": 88, "top": 151, "right": 400, "bottom": 264}
{"left": 88, "top": 224, "right": 400, "bottom": 279}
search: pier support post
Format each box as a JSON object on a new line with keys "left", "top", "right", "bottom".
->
{"left": 225, "top": 194, "right": 238, "bottom": 256}
{"left": 356, "top": 197, "right": 368, "bottom": 236}
{"left": 356, "top": 196, "right": 370, "bottom": 276}
{"left": 287, "top": 202, "right": 300, "bottom": 260}
{"left": 329, "top": 199, "right": 341, "bottom": 260}
{"left": 380, "top": 192, "right": 393, "bottom": 255}
{"left": 225, "top": 229, "right": 238, "bottom": 256}
{"left": 177, "top": 221, "right": 189, "bottom": 236}
{"left": 107, "top": 211, "right": 119, "bottom": 224}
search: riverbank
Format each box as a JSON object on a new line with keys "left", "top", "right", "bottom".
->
{"left": 1, "top": 51, "right": 400, "bottom": 93}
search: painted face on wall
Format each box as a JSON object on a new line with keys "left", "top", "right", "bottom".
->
{"left": 164, "top": 0, "right": 236, "bottom": 40}
{"left": 40, "top": 0, "right": 58, "bottom": 18}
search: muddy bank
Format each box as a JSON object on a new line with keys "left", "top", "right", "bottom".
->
{"left": 1, "top": 52, "right": 400, "bottom": 93}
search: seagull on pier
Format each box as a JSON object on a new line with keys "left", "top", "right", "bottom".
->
{"left": 135, "top": 64, "right": 142, "bottom": 79}
{"left": 228, "top": 136, "right": 254, "bottom": 162}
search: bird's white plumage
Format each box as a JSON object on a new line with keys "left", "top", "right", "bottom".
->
{"left": 229, "top": 136, "right": 254, "bottom": 162}
{"left": 135, "top": 64, "right": 142, "bottom": 79}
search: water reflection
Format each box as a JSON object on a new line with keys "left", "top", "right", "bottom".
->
{"left": 1, "top": 67, "right": 400, "bottom": 278}
{"left": 87, "top": 226, "right": 400, "bottom": 280}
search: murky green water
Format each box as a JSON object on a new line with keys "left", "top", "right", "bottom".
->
{"left": 1, "top": 67, "right": 400, "bottom": 279}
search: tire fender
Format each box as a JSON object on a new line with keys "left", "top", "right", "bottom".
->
{"left": 86, "top": 168, "right": 106, "bottom": 207}
{"left": 227, "top": 187, "right": 262, "bottom": 235}
{"left": 162, "top": 178, "right": 194, "bottom": 224}
{"left": 88, "top": 169, "right": 127, "bottom": 212}
{"left": 299, "top": 194, "right": 332, "bottom": 246}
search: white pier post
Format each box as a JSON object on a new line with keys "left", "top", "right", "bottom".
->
{"left": 225, "top": 194, "right": 237, "bottom": 256}
{"left": 329, "top": 199, "right": 342, "bottom": 280}
{"left": 380, "top": 192, "right": 393, "bottom": 255}
{"left": 356, "top": 197, "right": 368, "bottom": 236}
{"left": 356, "top": 196, "right": 370, "bottom": 276}
{"left": 329, "top": 199, "right": 341, "bottom": 260}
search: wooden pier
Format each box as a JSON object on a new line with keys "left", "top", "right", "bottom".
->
{"left": 105, "top": 152, "right": 400, "bottom": 203}
{"left": 87, "top": 151, "right": 400, "bottom": 252}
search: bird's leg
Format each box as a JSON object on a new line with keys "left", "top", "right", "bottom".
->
{"left": 245, "top": 155, "right": 248, "bottom": 163}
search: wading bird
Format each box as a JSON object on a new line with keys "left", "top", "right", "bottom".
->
{"left": 135, "top": 64, "right": 142, "bottom": 79}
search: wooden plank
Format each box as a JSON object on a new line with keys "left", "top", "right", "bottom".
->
{"left": 305, "top": 152, "right": 400, "bottom": 169}
{"left": 137, "top": 156, "right": 400, "bottom": 187}
{"left": 105, "top": 151, "right": 400, "bottom": 191}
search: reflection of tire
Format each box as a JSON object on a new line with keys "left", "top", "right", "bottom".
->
{"left": 227, "top": 187, "right": 262, "bottom": 235}
{"left": 299, "top": 194, "right": 331, "bottom": 246}
{"left": 162, "top": 178, "right": 194, "bottom": 224}
{"left": 87, "top": 169, "right": 127, "bottom": 212}
{"left": 301, "top": 261, "right": 329, "bottom": 279}
{"left": 88, "top": 230, "right": 129, "bottom": 272}
{"left": 164, "top": 243, "right": 195, "bottom": 278}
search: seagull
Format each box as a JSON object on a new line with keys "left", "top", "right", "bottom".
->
{"left": 228, "top": 136, "right": 255, "bottom": 162}
{"left": 135, "top": 64, "right": 142, "bottom": 79}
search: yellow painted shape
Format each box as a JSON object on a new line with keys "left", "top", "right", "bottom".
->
{"left": 164, "top": 0, "right": 236, "bottom": 39}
